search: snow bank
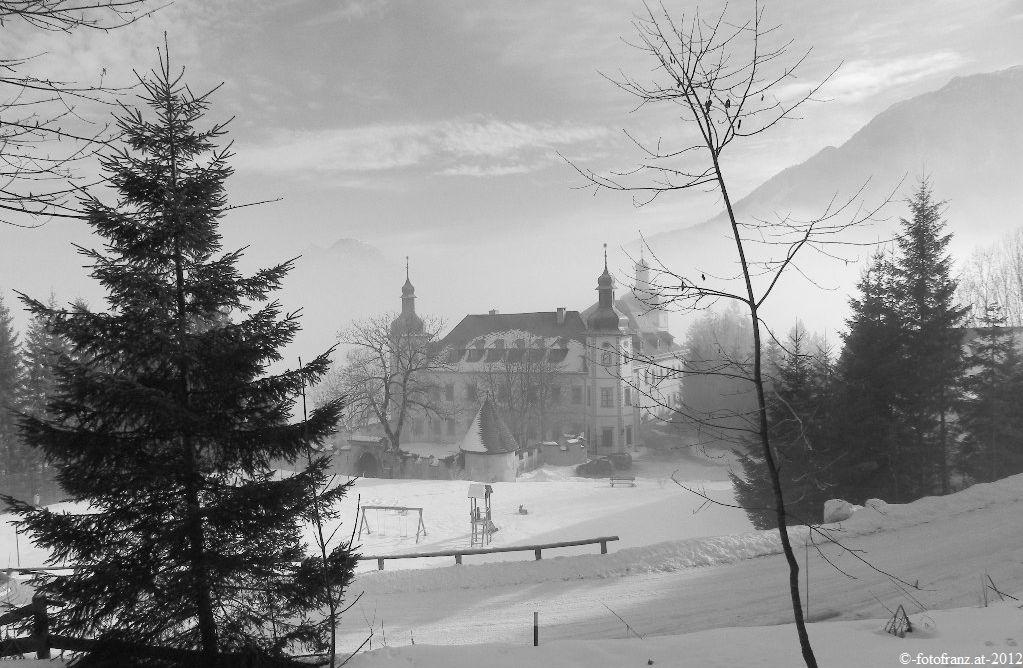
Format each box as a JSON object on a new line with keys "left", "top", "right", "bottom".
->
{"left": 823, "top": 498, "right": 860, "bottom": 523}
{"left": 841, "top": 474, "right": 1023, "bottom": 533}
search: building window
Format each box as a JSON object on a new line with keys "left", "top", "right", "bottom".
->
{"left": 601, "top": 344, "right": 614, "bottom": 367}
{"left": 445, "top": 383, "right": 454, "bottom": 401}
{"left": 600, "top": 387, "right": 613, "bottom": 408}
{"left": 626, "top": 425, "right": 633, "bottom": 446}
{"left": 602, "top": 427, "right": 614, "bottom": 450}
{"left": 624, "top": 387, "right": 632, "bottom": 406}
{"left": 571, "top": 386, "right": 582, "bottom": 405}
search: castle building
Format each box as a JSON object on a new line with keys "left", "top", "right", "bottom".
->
{"left": 390, "top": 249, "right": 682, "bottom": 461}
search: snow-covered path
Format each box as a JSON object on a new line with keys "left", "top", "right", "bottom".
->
{"left": 337, "top": 477, "right": 1023, "bottom": 649}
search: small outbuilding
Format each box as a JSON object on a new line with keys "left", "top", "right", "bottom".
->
{"left": 460, "top": 398, "right": 520, "bottom": 482}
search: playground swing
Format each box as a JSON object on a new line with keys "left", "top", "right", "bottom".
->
{"left": 357, "top": 505, "right": 427, "bottom": 544}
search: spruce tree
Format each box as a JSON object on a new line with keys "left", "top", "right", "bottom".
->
{"left": 732, "top": 325, "right": 837, "bottom": 528}
{"left": 891, "top": 180, "right": 968, "bottom": 496}
{"left": 0, "top": 291, "right": 25, "bottom": 493}
{"left": 833, "top": 250, "right": 908, "bottom": 502}
{"left": 3, "top": 52, "right": 354, "bottom": 666}
{"left": 957, "top": 302, "right": 1023, "bottom": 483}
{"left": 18, "top": 294, "right": 71, "bottom": 503}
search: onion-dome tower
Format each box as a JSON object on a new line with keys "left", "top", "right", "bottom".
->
{"left": 390, "top": 257, "right": 424, "bottom": 338}
{"left": 586, "top": 244, "right": 627, "bottom": 332}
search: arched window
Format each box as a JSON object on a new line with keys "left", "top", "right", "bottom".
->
{"left": 600, "top": 343, "right": 615, "bottom": 367}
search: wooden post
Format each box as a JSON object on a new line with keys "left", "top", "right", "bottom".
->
{"left": 32, "top": 595, "right": 50, "bottom": 659}
{"left": 377, "top": 558, "right": 385, "bottom": 571}
{"left": 600, "top": 540, "right": 607, "bottom": 555}
{"left": 534, "top": 548, "right": 542, "bottom": 560}
{"left": 533, "top": 611, "right": 538, "bottom": 646}
{"left": 455, "top": 554, "right": 462, "bottom": 565}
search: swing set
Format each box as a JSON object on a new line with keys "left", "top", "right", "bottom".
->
{"left": 357, "top": 505, "right": 428, "bottom": 544}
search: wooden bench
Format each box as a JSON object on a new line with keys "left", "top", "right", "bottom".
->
{"left": 609, "top": 475, "right": 636, "bottom": 487}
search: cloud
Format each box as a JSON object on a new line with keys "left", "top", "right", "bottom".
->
{"left": 783, "top": 52, "right": 967, "bottom": 103}
{"left": 234, "top": 117, "right": 612, "bottom": 179}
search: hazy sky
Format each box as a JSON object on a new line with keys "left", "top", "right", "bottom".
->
{"left": 2, "top": 0, "right": 1022, "bottom": 356}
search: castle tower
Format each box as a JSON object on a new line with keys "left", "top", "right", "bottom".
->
{"left": 585, "top": 245, "right": 630, "bottom": 455}
{"left": 390, "top": 259, "right": 427, "bottom": 445}
{"left": 390, "top": 256, "right": 424, "bottom": 339}
{"left": 632, "top": 251, "right": 663, "bottom": 330}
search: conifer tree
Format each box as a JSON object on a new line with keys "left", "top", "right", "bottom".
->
{"left": 3, "top": 50, "right": 354, "bottom": 667}
{"left": 18, "top": 294, "right": 71, "bottom": 503}
{"left": 0, "top": 291, "right": 25, "bottom": 491}
{"left": 833, "top": 250, "right": 908, "bottom": 502}
{"left": 732, "top": 325, "right": 837, "bottom": 528}
{"left": 891, "top": 180, "right": 968, "bottom": 496}
{"left": 957, "top": 302, "right": 1023, "bottom": 483}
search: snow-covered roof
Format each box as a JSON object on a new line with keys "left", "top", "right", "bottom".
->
{"left": 459, "top": 398, "right": 519, "bottom": 455}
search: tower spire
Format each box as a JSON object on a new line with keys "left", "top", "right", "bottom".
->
{"left": 405, "top": 255, "right": 409, "bottom": 281}
{"left": 603, "top": 242, "right": 608, "bottom": 272}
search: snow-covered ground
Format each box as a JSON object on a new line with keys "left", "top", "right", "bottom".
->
{"left": 5, "top": 455, "right": 1023, "bottom": 666}
{"left": 2, "top": 457, "right": 750, "bottom": 575}
{"left": 348, "top": 601, "right": 1023, "bottom": 668}
{"left": 332, "top": 474, "right": 1023, "bottom": 653}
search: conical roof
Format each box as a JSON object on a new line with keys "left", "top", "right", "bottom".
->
{"left": 459, "top": 398, "right": 519, "bottom": 455}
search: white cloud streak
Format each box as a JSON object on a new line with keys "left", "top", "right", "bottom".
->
{"left": 802, "top": 51, "right": 967, "bottom": 103}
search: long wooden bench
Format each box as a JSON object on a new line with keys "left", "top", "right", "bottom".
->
{"left": 609, "top": 475, "right": 636, "bottom": 487}
{"left": 359, "top": 535, "right": 620, "bottom": 570}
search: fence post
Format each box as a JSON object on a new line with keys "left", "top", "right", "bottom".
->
{"left": 600, "top": 540, "right": 607, "bottom": 555}
{"left": 377, "top": 558, "right": 385, "bottom": 571}
{"left": 533, "top": 611, "right": 538, "bottom": 646}
{"left": 455, "top": 554, "right": 462, "bottom": 565}
{"left": 534, "top": 549, "right": 541, "bottom": 561}
{"left": 32, "top": 595, "right": 50, "bottom": 659}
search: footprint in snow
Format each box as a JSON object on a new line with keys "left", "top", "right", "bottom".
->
{"left": 1008, "top": 639, "right": 1018, "bottom": 647}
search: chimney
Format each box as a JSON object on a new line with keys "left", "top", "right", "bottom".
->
{"left": 489, "top": 309, "right": 498, "bottom": 315}
{"left": 556, "top": 307, "right": 566, "bottom": 325}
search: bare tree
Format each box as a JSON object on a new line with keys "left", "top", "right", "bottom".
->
{"left": 958, "top": 228, "right": 1023, "bottom": 327}
{"left": 322, "top": 313, "right": 449, "bottom": 452}
{"left": 569, "top": 4, "right": 894, "bottom": 666}
{"left": 1, "top": 0, "right": 160, "bottom": 227}
{"left": 473, "top": 335, "right": 565, "bottom": 446}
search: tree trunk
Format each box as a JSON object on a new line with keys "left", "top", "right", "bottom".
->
{"left": 716, "top": 157, "right": 817, "bottom": 668}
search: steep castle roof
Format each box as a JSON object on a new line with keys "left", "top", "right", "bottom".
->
{"left": 440, "top": 311, "right": 587, "bottom": 350}
{"left": 459, "top": 398, "right": 520, "bottom": 455}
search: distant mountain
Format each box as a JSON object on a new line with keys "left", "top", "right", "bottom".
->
{"left": 640, "top": 67, "right": 1023, "bottom": 337}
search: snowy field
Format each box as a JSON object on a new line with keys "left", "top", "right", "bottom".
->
{"left": 1, "top": 454, "right": 748, "bottom": 575}
{"left": 5, "top": 456, "right": 1023, "bottom": 666}
{"left": 347, "top": 600, "right": 1023, "bottom": 668}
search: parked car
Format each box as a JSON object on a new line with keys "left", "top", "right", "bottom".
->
{"left": 608, "top": 452, "right": 633, "bottom": 470}
{"left": 575, "top": 456, "right": 613, "bottom": 478}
